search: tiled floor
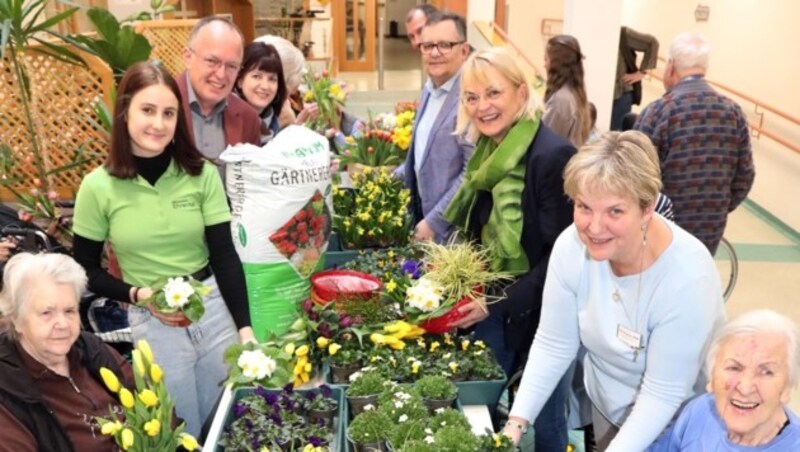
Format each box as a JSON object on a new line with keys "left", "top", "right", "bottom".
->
{"left": 340, "top": 56, "right": 800, "bottom": 414}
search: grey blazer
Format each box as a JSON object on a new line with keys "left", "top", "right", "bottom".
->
{"left": 397, "top": 75, "right": 474, "bottom": 242}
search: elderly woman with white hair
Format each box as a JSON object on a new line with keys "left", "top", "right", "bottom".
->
{"left": 0, "top": 253, "right": 134, "bottom": 451}
{"left": 502, "top": 130, "right": 726, "bottom": 451}
{"left": 649, "top": 309, "right": 800, "bottom": 450}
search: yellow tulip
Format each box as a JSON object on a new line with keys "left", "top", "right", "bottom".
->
{"left": 295, "top": 344, "right": 310, "bottom": 357}
{"left": 328, "top": 343, "right": 341, "bottom": 356}
{"left": 316, "top": 337, "right": 329, "bottom": 348}
{"left": 100, "top": 420, "right": 122, "bottom": 436}
{"left": 150, "top": 363, "right": 163, "bottom": 383}
{"left": 119, "top": 388, "right": 135, "bottom": 409}
{"left": 370, "top": 333, "right": 385, "bottom": 345}
{"left": 137, "top": 339, "right": 154, "bottom": 365}
{"left": 99, "top": 367, "right": 120, "bottom": 393}
{"left": 131, "top": 349, "right": 145, "bottom": 377}
{"left": 180, "top": 433, "right": 199, "bottom": 451}
{"left": 284, "top": 343, "right": 296, "bottom": 355}
{"left": 138, "top": 389, "right": 159, "bottom": 408}
{"left": 121, "top": 428, "right": 134, "bottom": 450}
{"left": 144, "top": 419, "right": 161, "bottom": 437}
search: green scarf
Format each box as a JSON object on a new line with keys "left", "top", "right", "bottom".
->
{"left": 444, "top": 118, "right": 539, "bottom": 275}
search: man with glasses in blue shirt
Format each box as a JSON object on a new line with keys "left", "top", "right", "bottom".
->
{"left": 177, "top": 16, "right": 261, "bottom": 174}
{"left": 396, "top": 11, "right": 473, "bottom": 243}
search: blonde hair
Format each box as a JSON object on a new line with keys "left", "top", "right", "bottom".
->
{"left": 455, "top": 47, "right": 540, "bottom": 143}
{"left": 0, "top": 253, "right": 87, "bottom": 339}
{"left": 563, "top": 130, "right": 662, "bottom": 209}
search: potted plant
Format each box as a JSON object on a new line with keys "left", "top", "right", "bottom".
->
{"left": 480, "top": 428, "right": 517, "bottom": 451}
{"left": 327, "top": 344, "right": 363, "bottom": 384}
{"left": 397, "top": 440, "right": 437, "bottom": 452}
{"left": 347, "top": 410, "right": 392, "bottom": 452}
{"left": 428, "top": 408, "right": 471, "bottom": 433}
{"left": 387, "top": 418, "right": 429, "bottom": 451}
{"left": 302, "top": 384, "right": 338, "bottom": 426}
{"left": 414, "top": 375, "right": 458, "bottom": 413}
{"left": 346, "top": 371, "right": 387, "bottom": 416}
{"left": 376, "top": 385, "right": 427, "bottom": 426}
{"left": 404, "top": 240, "right": 512, "bottom": 333}
{"left": 432, "top": 425, "right": 481, "bottom": 451}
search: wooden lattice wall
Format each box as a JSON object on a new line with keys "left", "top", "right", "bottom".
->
{"left": 136, "top": 19, "right": 199, "bottom": 77}
{"left": 0, "top": 46, "right": 113, "bottom": 201}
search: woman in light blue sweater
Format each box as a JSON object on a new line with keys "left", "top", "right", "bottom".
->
{"left": 502, "top": 131, "right": 725, "bottom": 451}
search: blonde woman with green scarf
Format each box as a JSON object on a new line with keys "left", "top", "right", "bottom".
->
{"left": 443, "top": 47, "right": 576, "bottom": 451}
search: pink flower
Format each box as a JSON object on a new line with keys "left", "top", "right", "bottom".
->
{"left": 47, "top": 190, "right": 57, "bottom": 201}
{"left": 18, "top": 211, "right": 32, "bottom": 222}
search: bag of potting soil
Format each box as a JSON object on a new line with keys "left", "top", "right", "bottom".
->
{"left": 220, "top": 125, "right": 332, "bottom": 341}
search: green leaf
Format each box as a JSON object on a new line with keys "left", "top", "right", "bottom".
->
{"left": 86, "top": 8, "right": 121, "bottom": 43}
{"left": 0, "top": 19, "right": 10, "bottom": 59}
{"left": 183, "top": 299, "right": 205, "bottom": 323}
{"left": 28, "top": 6, "right": 78, "bottom": 35}
{"left": 224, "top": 343, "right": 245, "bottom": 363}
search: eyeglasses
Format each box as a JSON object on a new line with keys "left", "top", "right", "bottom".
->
{"left": 189, "top": 48, "right": 241, "bottom": 74}
{"left": 419, "top": 41, "right": 464, "bottom": 54}
{"left": 462, "top": 87, "right": 507, "bottom": 107}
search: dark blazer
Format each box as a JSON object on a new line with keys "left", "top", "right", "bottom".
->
{"left": 176, "top": 71, "right": 261, "bottom": 148}
{"left": 468, "top": 124, "right": 576, "bottom": 352}
{"left": 397, "top": 75, "right": 473, "bottom": 242}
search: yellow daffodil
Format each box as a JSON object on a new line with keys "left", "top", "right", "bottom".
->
{"left": 99, "top": 367, "right": 120, "bottom": 393}
{"left": 303, "top": 90, "right": 314, "bottom": 102}
{"left": 461, "top": 339, "right": 471, "bottom": 351}
{"left": 100, "top": 420, "right": 122, "bottom": 436}
{"left": 316, "top": 337, "right": 330, "bottom": 348}
{"left": 144, "top": 419, "right": 161, "bottom": 437}
{"left": 138, "top": 389, "right": 159, "bottom": 408}
{"left": 180, "top": 433, "right": 199, "bottom": 451}
{"left": 443, "top": 333, "right": 454, "bottom": 346}
{"left": 150, "top": 363, "right": 163, "bottom": 383}
{"left": 121, "top": 428, "right": 134, "bottom": 450}
{"left": 131, "top": 349, "right": 145, "bottom": 377}
{"left": 429, "top": 341, "right": 440, "bottom": 353}
{"left": 370, "top": 333, "right": 386, "bottom": 345}
{"left": 119, "top": 387, "right": 135, "bottom": 409}
{"left": 328, "top": 343, "right": 342, "bottom": 355}
{"left": 411, "top": 360, "right": 421, "bottom": 374}
{"left": 137, "top": 339, "right": 154, "bottom": 365}
{"left": 295, "top": 344, "right": 310, "bottom": 357}
{"left": 385, "top": 279, "right": 397, "bottom": 293}
{"left": 475, "top": 340, "right": 486, "bottom": 349}
{"left": 449, "top": 361, "right": 459, "bottom": 373}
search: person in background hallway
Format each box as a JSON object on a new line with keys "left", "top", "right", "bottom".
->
{"left": 395, "top": 11, "right": 473, "bottom": 243}
{"left": 72, "top": 62, "right": 253, "bottom": 436}
{"left": 406, "top": 4, "right": 438, "bottom": 49}
{"left": 234, "top": 42, "right": 288, "bottom": 145}
{"left": 635, "top": 32, "right": 754, "bottom": 254}
{"left": 502, "top": 131, "right": 725, "bottom": 451}
{"left": 445, "top": 47, "right": 576, "bottom": 452}
{"left": 543, "top": 34, "right": 592, "bottom": 148}
{"left": 177, "top": 16, "right": 261, "bottom": 175}
{"left": 610, "top": 26, "right": 658, "bottom": 130}
{"left": 648, "top": 309, "right": 800, "bottom": 451}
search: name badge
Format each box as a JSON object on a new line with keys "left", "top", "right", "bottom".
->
{"left": 617, "top": 324, "right": 642, "bottom": 350}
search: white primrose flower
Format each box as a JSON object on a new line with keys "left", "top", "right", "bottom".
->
{"left": 237, "top": 349, "right": 277, "bottom": 380}
{"left": 405, "top": 276, "right": 444, "bottom": 312}
{"left": 435, "top": 407, "right": 445, "bottom": 414}
{"left": 349, "top": 371, "right": 363, "bottom": 382}
{"left": 363, "top": 404, "right": 375, "bottom": 411}
{"left": 163, "top": 277, "right": 195, "bottom": 308}
{"left": 394, "top": 401, "right": 405, "bottom": 409}
{"left": 424, "top": 436, "right": 435, "bottom": 444}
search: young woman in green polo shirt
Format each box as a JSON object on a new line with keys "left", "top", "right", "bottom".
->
{"left": 72, "top": 61, "right": 254, "bottom": 437}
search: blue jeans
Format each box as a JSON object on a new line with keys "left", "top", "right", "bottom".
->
{"left": 610, "top": 91, "right": 634, "bottom": 131}
{"left": 128, "top": 275, "right": 238, "bottom": 436}
{"left": 475, "top": 311, "right": 569, "bottom": 452}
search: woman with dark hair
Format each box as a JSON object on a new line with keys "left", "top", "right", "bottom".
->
{"left": 543, "top": 34, "right": 592, "bottom": 148}
{"left": 72, "top": 61, "right": 253, "bottom": 436}
{"left": 234, "top": 42, "right": 288, "bottom": 144}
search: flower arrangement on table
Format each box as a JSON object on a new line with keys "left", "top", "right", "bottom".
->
{"left": 339, "top": 245, "right": 423, "bottom": 302}
{"left": 300, "top": 68, "right": 347, "bottom": 134}
{"left": 336, "top": 102, "right": 416, "bottom": 169}
{"left": 332, "top": 167, "right": 413, "bottom": 249}
{"left": 95, "top": 340, "right": 199, "bottom": 451}
{"left": 140, "top": 276, "right": 209, "bottom": 324}
{"left": 403, "top": 239, "right": 512, "bottom": 332}
{"left": 219, "top": 384, "right": 339, "bottom": 451}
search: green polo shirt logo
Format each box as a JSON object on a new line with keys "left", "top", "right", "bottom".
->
{"left": 172, "top": 195, "right": 199, "bottom": 210}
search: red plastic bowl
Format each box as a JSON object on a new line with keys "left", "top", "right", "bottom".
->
{"left": 420, "top": 287, "right": 484, "bottom": 334}
{"left": 310, "top": 269, "right": 383, "bottom": 303}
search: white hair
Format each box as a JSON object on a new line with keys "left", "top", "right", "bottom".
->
{"left": 706, "top": 309, "right": 800, "bottom": 388}
{"left": 254, "top": 35, "right": 307, "bottom": 94}
{"left": 0, "top": 253, "right": 87, "bottom": 339}
{"left": 668, "top": 32, "right": 710, "bottom": 72}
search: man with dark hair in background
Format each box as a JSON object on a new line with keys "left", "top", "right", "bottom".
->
{"left": 405, "top": 3, "right": 438, "bottom": 49}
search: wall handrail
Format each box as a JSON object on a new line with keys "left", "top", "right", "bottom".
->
{"left": 473, "top": 21, "right": 545, "bottom": 81}
{"left": 656, "top": 56, "right": 800, "bottom": 128}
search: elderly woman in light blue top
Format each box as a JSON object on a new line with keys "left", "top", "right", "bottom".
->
{"left": 649, "top": 309, "right": 800, "bottom": 451}
{"left": 501, "top": 131, "right": 725, "bottom": 451}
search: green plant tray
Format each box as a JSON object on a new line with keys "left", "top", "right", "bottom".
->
{"left": 213, "top": 386, "right": 345, "bottom": 452}
{"left": 455, "top": 370, "right": 508, "bottom": 406}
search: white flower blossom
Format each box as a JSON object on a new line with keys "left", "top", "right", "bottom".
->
{"left": 424, "top": 436, "right": 435, "bottom": 444}
{"left": 435, "top": 407, "right": 445, "bottom": 414}
{"left": 394, "top": 401, "right": 404, "bottom": 409}
{"left": 363, "top": 404, "right": 375, "bottom": 411}
{"left": 405, "top": 276, "right": 444, "bottom": 312}
{"left": 163, "top": 277, "right": 194, "bottom": 308}
{"left": 399, "top": 414, "right": 408, "bottom": 423}
{"left": 424, "top": 428, "right": 433, "bottom": 435}
{"left": 349, "top": 371, "right": 363, "bottom": 382}
{"left": 237, "top": 349, "right": 276, "bottom": 380}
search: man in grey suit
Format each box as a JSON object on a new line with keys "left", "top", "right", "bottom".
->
{"left": 396, "top": 11, "right": 472, "bottom": 243}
